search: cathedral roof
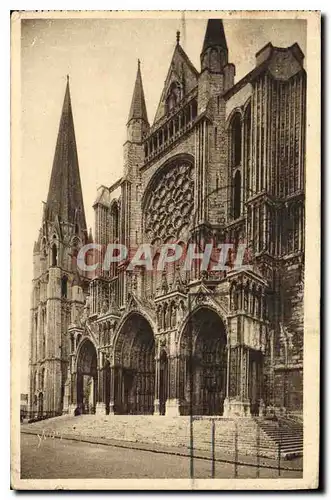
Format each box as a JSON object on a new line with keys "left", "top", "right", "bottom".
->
{"left": 93, "top": 185, "right": 110, "bottom": 208}
{"left": 153, "top": 41, "right": 199, "bottom": 124}
{"left": 202, "top": 19, "right": 228, "bottom": 53}
{"left": 46, "top": 76, "right": 87, "bottom": 231}
{"left": 127, "top": 60, "right": 149, "bottom": 124}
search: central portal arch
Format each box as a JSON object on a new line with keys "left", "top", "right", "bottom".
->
{"left": 113, "top": 313, "right": 155, "bottom": 414}
{"left": 179, "top": 307, "right": 227, "bottom": 415}
{"left": 76, "top": 339, "right": 98, "bottom": 414}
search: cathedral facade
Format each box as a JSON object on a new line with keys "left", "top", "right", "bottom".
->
{"left": 29, "top": 20, "right": 306, "bottom": 419}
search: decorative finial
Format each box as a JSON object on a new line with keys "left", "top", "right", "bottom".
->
{"left": 138, "top": 59, "right": 141, "bottom": 69}
{"left": 176, "top": 30, "right": 180, "bottom": 44}
{"left": 67, "top": 74, "right": 69, "bottom": 82}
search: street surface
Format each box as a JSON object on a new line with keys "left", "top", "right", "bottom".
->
{"left": 21, "top": 433, "right": 302, "bottom": 479}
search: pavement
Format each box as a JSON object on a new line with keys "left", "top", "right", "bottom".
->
{"left": 21, "top": 427, "right": 303, "bottom": 480}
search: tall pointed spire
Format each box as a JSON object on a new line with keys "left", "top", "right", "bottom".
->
{"left": 46, "top": 77, "right": 87, "bottom": 231}
{"left": 127, "top": 59, "right": 149, "bottom": 124}
{"left": 202, "top": 19, "right": 228, "bottom": 53}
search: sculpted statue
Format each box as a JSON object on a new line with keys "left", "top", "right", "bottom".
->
{"left": 109, "top": 281, "right": 118, "bottom": 311}
{"left": 161, "top": 271, "right": 168, "bottom": 294}
{"left": 78, "top": 294, "right": 91, "bottom": 326}
{"left": 132, "top": 273, "right": 138, "bottom": 292}
{"left": 171, "top": 302, "right": 177, "bottom": 328}
{"left": 102, "top": 299, "right": 108, "bottom": 314}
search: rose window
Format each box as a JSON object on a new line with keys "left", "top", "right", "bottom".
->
{"left": 144, "top": 160, "right": 194, "bottom": 243}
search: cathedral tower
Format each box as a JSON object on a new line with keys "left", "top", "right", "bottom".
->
{"left": 29, "top": 77, "right": 88, "bottom": 417}
{"left": 198, "top": 19, "right": 235, "bottom": 113}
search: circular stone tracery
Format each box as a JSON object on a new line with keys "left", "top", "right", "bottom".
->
{"left": 144, "top": 160, "right": 194, "bottom": 243}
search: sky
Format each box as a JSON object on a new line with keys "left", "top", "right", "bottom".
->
{"left": 19, "top": 15, "right": 306, "bottom": 392}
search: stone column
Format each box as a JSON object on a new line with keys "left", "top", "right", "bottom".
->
{"left": 153, "top": 357, "right": 160, "bottom": 415}
{"left": 95, "top": 362, "right": 106, "bottom": 415}
{"left": 223, "top": 345, "right": 251, "bottom": 417}
{"left": 109, "top": 366, "right": 116, "bottom": 414}
{"left": 116, "top": 367, "right": 124, "bottom": 414}
{"left": 68, "top": 372, "right": 77, "bottom": 415}
{"left": 226, "top": 344, "right": 231, "bottom": 398}
{"left": 166, "top": 355, "right": 180, "bottom": 416}
{"left": 239, "top": 346, "right": 247, "bottom": 400}
{"left": 259, "top": 355, "right": 266, "bottom": 416}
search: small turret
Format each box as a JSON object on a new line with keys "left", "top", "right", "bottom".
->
{"left": 198, "top": 19, "right": 235, "bottom": 112}
{"left": 127, "top": 60, "right": 149, "bottom": 143}
{"left": 200, "top": 19, "right": 228, "bottom": 73}
{"left": 33, "top": 240, "right": 40, "bottom": 254}
{"left": 88, "top": 227, "right": 93, "bottom": 244}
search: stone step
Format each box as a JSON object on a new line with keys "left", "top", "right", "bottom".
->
{"left": 253, "top": 417, "right": 303, "bottom": 456}
{"left": 23, "top": 414, "right": 303, "bottom": 459}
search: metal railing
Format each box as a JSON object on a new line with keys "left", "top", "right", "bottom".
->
{"left": 189, "top": 416, "right": 303, "bottom": 479}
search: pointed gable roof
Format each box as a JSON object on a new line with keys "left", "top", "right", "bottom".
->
{"left": 93, "top": 185, "right": 110, "bottom": 208}
{"left": 46, "top": 77, "right": 87, "bottom": 231}
{"left": 202, "top": 19, "right": 228, "bottom": 53}
{"left": 153, "top": 41, "right": 199, "bottom": 124}
{"left": 128, "top": 60, "right": 149, "bottom": 124}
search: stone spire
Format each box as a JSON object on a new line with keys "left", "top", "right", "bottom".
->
{"left": 200, "top": 19, "right": 230, "bottom": 74}
{"left": 202, "top": 19, "right": 228, "bottom": 53}
{"left": 46, "top": 76, "right": 87, "bottom": 230}
{"left": 127, "top": 59, "right": 149, "bottom": 125}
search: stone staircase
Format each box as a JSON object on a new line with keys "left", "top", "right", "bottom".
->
{"left": 191, "top": 418, "right": 302, "bottom": 459}
{"left": 22, "top": 414, "right": 303, "bottom": 460}
{"left": 254, "top": 417, "right": 303, "bottom": 459}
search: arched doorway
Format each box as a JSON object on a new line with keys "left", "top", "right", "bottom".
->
{"left": 180, "top": 308, "right": 227, "bottom": 415}
{"left": 159, "top": 350, "right": 168, "bottom": 415}
{"left": 76, "top": 339, "right": 98, "bottom": 414}
{"left": 113, "top": 313, "right": 155, "bottom": 414}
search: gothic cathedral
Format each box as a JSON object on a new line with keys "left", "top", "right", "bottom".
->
{"left": 29, "top": 20, "right": 306, "bottom": 419}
